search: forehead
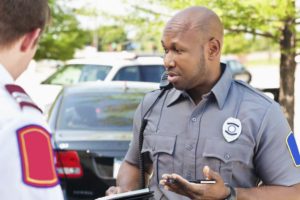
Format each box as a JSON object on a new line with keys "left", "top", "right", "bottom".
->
{"left": 161, "top": 24, "right": 200, "bottom": 46}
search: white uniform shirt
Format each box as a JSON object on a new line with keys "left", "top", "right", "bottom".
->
{"left": 0, "top": 64, "right": 64, "bottom": 200}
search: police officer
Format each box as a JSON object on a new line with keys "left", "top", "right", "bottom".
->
{"left": 0, "top": 0, "right": 64, "bottom": 199}
{"left": 106, "top": 6, "right": 300, "bottom": 200}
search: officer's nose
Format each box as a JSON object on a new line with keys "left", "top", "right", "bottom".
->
{"left": 164, "top": 52, "right": 175, "bottom": 69}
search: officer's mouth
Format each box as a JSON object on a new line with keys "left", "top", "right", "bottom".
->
{"left": 167, "top": 72, "right": 180, "bottom": 82}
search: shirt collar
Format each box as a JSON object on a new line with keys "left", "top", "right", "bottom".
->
{"left": 166, "top": 63, "right": 233, "bottom": 108}
{"left": 211, "top": 63, "right": 233, "bottom": 109}
{"left": 166, "top": 89, "right": 184, "bottom": 107}
{"left": 0, "top": 63, "right": 14, "bottom": 85}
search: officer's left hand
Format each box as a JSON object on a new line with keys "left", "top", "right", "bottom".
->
{"left": 160, "top": 166, "right": 230, "bottom": 200}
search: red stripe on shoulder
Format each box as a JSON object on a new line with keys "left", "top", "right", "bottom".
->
{"left": 16, "top": 125, "right": 59, "bottom": 187}
{"left": 5, "top": 84, "right": 42, "bottom": 113}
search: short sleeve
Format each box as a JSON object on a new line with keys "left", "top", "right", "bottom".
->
{"left": 255, "top": 102, "right": 300, "bottom": 186}
{"left": 124, "top": 101, "right": 142, "bottom": 166}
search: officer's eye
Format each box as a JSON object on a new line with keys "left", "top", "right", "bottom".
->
{"left": 174, "top": 48, "right": 182, "bottom": 54}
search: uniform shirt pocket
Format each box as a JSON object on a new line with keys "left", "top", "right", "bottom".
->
{"left": 142, "top": 134, "right": 176, "bottom": 183}
{"left": 202, "top": 139, "right": 253, "bottom": 185}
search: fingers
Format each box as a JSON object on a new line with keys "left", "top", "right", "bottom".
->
{"left": 105, "top": 186, "right": 121, "bottom": 196}
{"left": 160, "top": 173, "right": 190, "bottom": 186}
{"left": 159, "top": 167, "right": 228, "bottom": 199}
{"left": 203, "top": 165, "right": 222, "bottom": 183}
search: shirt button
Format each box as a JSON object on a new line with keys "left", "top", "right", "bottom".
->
{"left": 185, "top": 144, "right": 193, "bottom": 151}
{"left": 224, "top": 153, "right": 231, "bottom": 160}
{"left": 191, "top": 117, "right": 197, "bottom": 122}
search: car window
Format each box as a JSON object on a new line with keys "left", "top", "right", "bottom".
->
{"left": 113, "top": 66, "right": 140, "bottom": 81}
{"left": 78, "top": 65, "right": 111, "bottom": 82}
{"left": 43, "top": 64, "right": 112, "bottom": 85}
{"left": 227, "top": 60, "right": 244, "bottom": 72}
{"left": 57, "top": 92, "right": 144, "bottom": 131}
{"left": 113, "top": 65, "right": 165, "bottom": 83}
{"left": 139, "top": 65, "right": 165, "bottom": 83}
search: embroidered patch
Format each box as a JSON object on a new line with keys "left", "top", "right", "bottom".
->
{"left": 5, "top": 84, "right": 42, "bottom": 113}
{"left": 286, "top": 132, "right": 300, "bottom": 167}
{"left": 17, "top": 125, "right": 59, "bottom": 187}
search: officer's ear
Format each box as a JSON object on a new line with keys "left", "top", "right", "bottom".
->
{"left": 20, "top": 28, "right": 41, "bottom": 52}
{"left": 207, "top": 37, "right": 221, "bottom": 60}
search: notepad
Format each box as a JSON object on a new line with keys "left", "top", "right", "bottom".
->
{"left": 95, "top": 188, "right": 153, "bottom": 200}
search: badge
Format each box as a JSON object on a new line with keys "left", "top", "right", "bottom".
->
{"left": 222, "top": 117, "right": 242, "bottom": 142}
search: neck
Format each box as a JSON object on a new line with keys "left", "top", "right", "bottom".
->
{"left": 187, "top": 62, "right": 222, "bottom": 105}
{"left": 0, "top": 47, "right": 24, "bottom": 80}
{"left": 187, "top": 87, "right": 208, "bottom": 105}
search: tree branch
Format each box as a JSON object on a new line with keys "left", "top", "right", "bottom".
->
{"left": 132, "top": 5, "right": 171, "bottom": 17}
{"left": 226, "top": 28, "right": 275, "bottom": 39}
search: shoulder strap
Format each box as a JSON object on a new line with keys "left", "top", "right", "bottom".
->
{"left": 140, "top": 90, "right": 161, "bottom": 118}
{"left": 5, "top": 84, "right": 42, "bottom": 113}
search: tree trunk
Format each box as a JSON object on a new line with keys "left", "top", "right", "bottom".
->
{"left": 279, "top": 17, "right": 296, "bottom": 130}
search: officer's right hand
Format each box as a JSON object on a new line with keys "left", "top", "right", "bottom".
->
{"left": 105, "top": 186, "right": 126, "bottom": 196}
{"left": 160, "top": 166, "right": 230, "bottom": 199}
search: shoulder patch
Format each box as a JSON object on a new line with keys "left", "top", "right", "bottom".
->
{"left": 5, "top": 84, "right": 42, "bottom": 113}
{"left": 286, "top": 132, "right": 300, "bottom": 167}
{"left": 17, "top": 125, "right": 59, "bottom": 187}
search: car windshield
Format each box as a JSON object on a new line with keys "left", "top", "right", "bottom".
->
{"left": 56, "top": 91, "right": 144, "bottom": 131}
{"left": 43, "top": 64, "right": 112, "bottom": 85}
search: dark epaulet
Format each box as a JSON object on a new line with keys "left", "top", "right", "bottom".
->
{"left": 5, "top": 84, "right": 42, "bottom": 113}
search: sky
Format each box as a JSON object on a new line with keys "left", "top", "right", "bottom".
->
{"left": 61, "top": 0, "right": 172, "bottom": 30}
{"left": 63, "top": 0, "right": 300, "bottom": 29}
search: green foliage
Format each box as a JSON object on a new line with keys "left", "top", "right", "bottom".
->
{"left": 97, "top": 26, "right": 128, "bottom": 51}
{"left": 124, "top": 0, "right": 296, "bottom": 54}
{"left": 104, "top": 1, "right": 170, "bottom": 52}
{"left": 35, "top": 0, "right": 90, "bottom": 61}
{"left": 223, "top": 34, "right": 279, "bottom": 55}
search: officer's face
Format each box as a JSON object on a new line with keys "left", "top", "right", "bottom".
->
{"left": 161, "top": 25, "right": 211, "bottom": 92}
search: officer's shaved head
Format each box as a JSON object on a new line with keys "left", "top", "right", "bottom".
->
{"left": 164, "top": 6, "right": 223, "bottom": 46}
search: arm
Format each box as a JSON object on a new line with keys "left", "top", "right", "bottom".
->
{"left": 160, "top": 166, "right": 300, "bottom": 200}
{"left": 106, "top": 161, "right": 153, "bottom": 195}
{"left": 237, "top": 183, "right": 300, "bottom": 200}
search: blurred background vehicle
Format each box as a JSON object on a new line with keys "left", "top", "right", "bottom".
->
{"left": 23, "top": 52, "right": 252, "bottom": 114}
{"left": 221, "top": 56, "right": 252, "bottom": 84}
{"left": 37, "top": 53, "right": 164, "bottom": 113}
{"left": 42, "top": 53, "right": 165, "bottom": 85}
{"left": 48, "top": 81, "right": 158, "bottom": 200}
{"left": 43, "top": 54, "right": 251, "bottom": 85}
